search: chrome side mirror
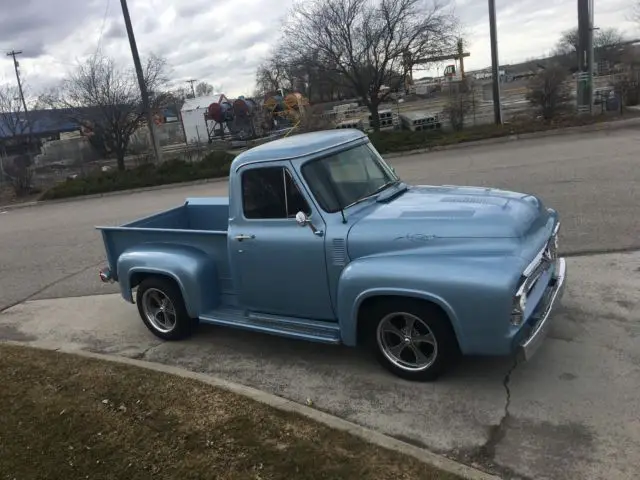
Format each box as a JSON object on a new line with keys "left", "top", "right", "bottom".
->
{"left": 295, "top": 211, "right": 323, "bottom": 237}
{"left": 295, "top": 211, "right": 309, "bottom": 227}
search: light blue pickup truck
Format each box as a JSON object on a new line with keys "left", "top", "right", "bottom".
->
{"left": 98, "top": 129, "right": 566, "bottom": 381}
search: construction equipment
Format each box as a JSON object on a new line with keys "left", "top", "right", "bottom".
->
{"left": 263, "top": 91, "right": 309, "bottom": 129}
{"left": 203, "top": 91, "right": 309, "bottom": 143}
{"left": 405, "top": 39, "right": 470, "bottom": 89}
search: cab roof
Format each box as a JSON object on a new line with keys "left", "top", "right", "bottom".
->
{"left": 231, "top": 129, "right": 367, "bottom": 171}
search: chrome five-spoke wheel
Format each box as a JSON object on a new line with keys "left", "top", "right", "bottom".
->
{"left": 136, "top": 276, "right": 197, "bottom": 341}
{"left": 141, "top": 288, "right": 177, "bottom": 334}
{"left": 376, "top": 312, "right": 438, "bottom": 371}
{"left": 369, "top": 299, "right": 459, "bottom": 381}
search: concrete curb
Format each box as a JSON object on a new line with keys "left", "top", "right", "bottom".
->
{"left": 384, "top": 116, "right": 640, "bottom": 159}
{"left": 2, "top": 341, "right": 499, "bottom": 480}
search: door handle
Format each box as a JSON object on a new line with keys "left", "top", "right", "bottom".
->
{"left": 234, "top": 234, "right": 255, "bottom": 241}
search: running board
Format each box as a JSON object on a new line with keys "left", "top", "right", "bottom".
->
{"left": 199, "top": 307, "right": 342, "bottom": 345}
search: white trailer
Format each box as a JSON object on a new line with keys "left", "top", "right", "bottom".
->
{"left": 180, "top": 94, "right": 229, "bottom": 144}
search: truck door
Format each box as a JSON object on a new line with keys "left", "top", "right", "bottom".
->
{"left": 228, "top": 161, "right": 335, "bottom": 321}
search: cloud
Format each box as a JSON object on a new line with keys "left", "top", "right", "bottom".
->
{"left": 0, "top": 0, "right": 637, "bottom": 99}
{"left": 456, "top": 0, "right": 637, "bottom": 72}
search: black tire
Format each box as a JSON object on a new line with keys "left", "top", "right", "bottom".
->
{"left": 365, "top": 298, "right": 459, "bottom": 381}
{"left": 135, "top": 276, "right": 197, "bottom": 341}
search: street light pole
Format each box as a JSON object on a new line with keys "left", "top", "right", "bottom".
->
{"left": 488, "top": 0, "right": 503, "bottom": 125}
{"left": 119, "top": 0, "right": 162, "bottom": 163}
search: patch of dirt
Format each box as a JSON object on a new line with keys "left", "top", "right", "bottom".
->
{"left": 0, "top": 344, "right": 461, "bottom": 480}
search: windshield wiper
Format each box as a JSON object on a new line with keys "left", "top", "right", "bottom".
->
{"left": 371, "top": 179, "right": 400, "bottom": 196}
{"left": 343, "top": 179, "right": 400, "bottom": 209}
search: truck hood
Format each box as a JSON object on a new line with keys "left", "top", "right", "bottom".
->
{"left": 347, "top": 184, "right": 550, "bottom": 258}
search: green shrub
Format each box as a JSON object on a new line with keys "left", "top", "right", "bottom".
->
{"left": 367, "top": 114, "right": 622, "bottom": 155}
{"left": 41, "top": 151, "right": 235, "bottom": 200}
{"left": 368, "top": 124, "right": 512, "bottom": 154}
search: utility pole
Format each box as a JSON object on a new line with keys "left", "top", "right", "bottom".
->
{"left": 488, "top": 0, "right": 503, "bottom": 125}
{"left": 119, "top": 0, "right": 162, "bottom": 163}
{"left": 576, "top": 0, "right": 594, "bottom": 114}
{"left": 588, "top": 0, "right": 595, "bottom": 107}
{"left": 186, "top": 79, "right": 197, "bottom": 98}
{"left": 6, "top": 50, "right": 31, "bottom": 137}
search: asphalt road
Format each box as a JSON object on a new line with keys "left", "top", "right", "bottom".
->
{"left": 1, "top": 127, "right": 639, "bottom": 312}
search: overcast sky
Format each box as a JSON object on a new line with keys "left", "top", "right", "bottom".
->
{"left": 0, "top": 0, "right": 637, "bottom": 100}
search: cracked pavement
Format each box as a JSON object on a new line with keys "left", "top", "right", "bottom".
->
{"left": 1, "top": 129, "right": 640, "bottom": 478}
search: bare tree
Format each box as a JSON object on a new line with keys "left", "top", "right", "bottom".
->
{"left": 0, "top": 83, "right": 29, "bottom": 139}
{"left": 555, "top": 27, "right": 626, "bottom": 69}
{"left": 443, "top": 78, "right": 474, "bottom": 131}
{"left": 152, "top": 88, "right": 188, "bottom": 112}
{"left": 43, "top": 53, "right": 168, "bottom": 171}
{"left": 195, "top": 81, "right": 214, "bottom": 97}
{"left": 255, "top": 50, "right": 300, "bottom": 96}
{"left": 555, "top": 29, "right": 579, "bottom": 58}
{"left": 526, "top": 64, "right": 573, "bottom": 120}
{"left": 610, "top": 46, "right": 640, "bottom": 110}
{"left": 0, "top": 83, "right": 36, "bottom": 197}
{"left": 275, "top": 0, "right": 457, "bottom": 131}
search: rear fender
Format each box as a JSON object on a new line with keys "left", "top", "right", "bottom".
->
{"left": 117, "top": 243, "right": 218, "bottom": 318}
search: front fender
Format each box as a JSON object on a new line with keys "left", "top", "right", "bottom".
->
{"left": 337, "top": 253, "right": 523, "bottom": 354}
{"left": 117, "top": 243, "right": 218, "bottom": 318}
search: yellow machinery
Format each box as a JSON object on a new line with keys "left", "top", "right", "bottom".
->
{"left": 263, "top": 91, "right": 309, "bottom": 128}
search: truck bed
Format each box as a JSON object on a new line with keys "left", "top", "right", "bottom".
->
{"left": 97, "top": 197, "right": 235, "bottom": 303}
{"left": 125, "top": 197, "right": 229, "bottom": 231}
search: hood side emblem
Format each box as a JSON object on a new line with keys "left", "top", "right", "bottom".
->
{"left": 394, "top": 233, "right": 437, "bottom": 243}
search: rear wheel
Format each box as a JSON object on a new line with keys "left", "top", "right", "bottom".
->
{"left": 366, "top": 299, "right": 459, "bottom": 381}
{"left": 136, "top": 276, "right": 197, "bottom": 340}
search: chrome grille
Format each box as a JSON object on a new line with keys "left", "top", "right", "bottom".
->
{"left": 520, "top": 224, "right": 560, "bottom": 296}
{"left": 544, "top": 233, "right": 558, "bottom": 262}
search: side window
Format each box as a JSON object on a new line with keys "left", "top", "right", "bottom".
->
{"left": 285, "top": 169, "right": 312, "bottom": 217}
{"left": 242, "top": 166, "right": 311, "bottom": 219}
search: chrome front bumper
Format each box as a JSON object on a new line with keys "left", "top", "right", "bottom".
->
{"left": 518, "top": 257, "right": 567, "bottom": 361}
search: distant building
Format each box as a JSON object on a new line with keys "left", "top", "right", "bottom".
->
{"left": 0, "top": 109, "right": 83, "bottom": 156}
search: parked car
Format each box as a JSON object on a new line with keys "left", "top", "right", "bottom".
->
{"left": 98, "top": 129, "right": 566, "bottom": 381}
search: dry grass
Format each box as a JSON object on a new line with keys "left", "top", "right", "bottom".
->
{"left": 0, "top": 344, "right": 461, "bottom": 480}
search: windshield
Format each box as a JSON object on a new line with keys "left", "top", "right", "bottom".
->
{"left": 301, "top": 143, "right": 399, "bottom": 213}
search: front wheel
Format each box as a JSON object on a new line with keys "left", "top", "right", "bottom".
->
{"left": 368, "top": 299, "right": 459, "bottom": 381}
{"left": 136, "top": 276, "right": 197, "bottom": 341}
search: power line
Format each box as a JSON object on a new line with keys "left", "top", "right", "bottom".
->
{"left": 95, "top": 0, "right": 112, "bottom": 57}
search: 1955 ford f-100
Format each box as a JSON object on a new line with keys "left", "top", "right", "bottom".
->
{"left": 98, "top": 129, "right": 567, "bottom": 381}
